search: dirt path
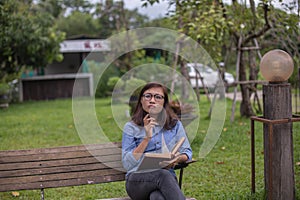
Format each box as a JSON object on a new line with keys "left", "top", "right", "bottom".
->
{"left": 225, "top": 90, "right": 263, "bottom": 101}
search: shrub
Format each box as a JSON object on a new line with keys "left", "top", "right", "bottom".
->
{"left": 87, "top": 61, "right": 120, "bottom": 98}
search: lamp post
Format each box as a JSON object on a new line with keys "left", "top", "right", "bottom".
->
{"left": 259, "top": 49, "right": 295, "bottom": 200}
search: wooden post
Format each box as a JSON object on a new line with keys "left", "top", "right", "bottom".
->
{"left": 263, "top": 83, "right": 295, "bottom": 200}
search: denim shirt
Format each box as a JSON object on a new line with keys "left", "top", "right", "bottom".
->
{"left": 122, "top": 120, "right": 192, "bottom": 176}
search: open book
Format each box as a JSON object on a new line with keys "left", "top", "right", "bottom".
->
{"left": 137, "top": 137, "right": 186, "bottom": 170}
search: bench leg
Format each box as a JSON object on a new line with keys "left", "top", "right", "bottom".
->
{"left": 41, "top": 189, "right": 44, "bottom": 200}
{"left": 178, "top": 168, "right": 184, "bottom": 189}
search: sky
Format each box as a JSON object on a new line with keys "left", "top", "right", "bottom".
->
{"left": 122, "top": 0, "right": 298, "bottom": 19}
{"left": 122, "top": 0, "right": 170, "bottom": 19}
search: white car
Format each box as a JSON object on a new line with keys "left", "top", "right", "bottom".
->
{"left": 186, "top": 63, "right": 235, "bottom": 90}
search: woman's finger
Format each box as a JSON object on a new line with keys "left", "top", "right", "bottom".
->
{"left": 143, "top": 114, "right": 150, "bottom": 125}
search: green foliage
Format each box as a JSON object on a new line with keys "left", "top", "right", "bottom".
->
{"left": 143, "top": 0, "right": 299, "bottom": 74}
{"left": 87, "top": 61, "right": 121, "bottom": 98}
{"left": 34, "top": 0, "right": 64, "bottom": 18}
{"left": 290, "top": 65, "right": 299, "bottom": 87}
{"left": 61, "top": 0, "right": 93, "bottom": 13}
{"left": 107, "top": 76, "right": 122, "bottom": 92}
{"left": 144, "top": 17, "right": 176, "bottom": 29}
{"left": 0, "top": 0, "right": 65, "bottom": 83}
{"left": 0, "top": 82, "right": 10, "bottom": 95}
{"left": 178, "top": 0, "right": 230, "bottom": 62}
{"left": 56, "top": 11, "right": 100, "bottom": 38}
{"left": 35, "top": 0, "right": 94, "bottom": 18}
{"left": 124, "top": 78, "right": 147, "bottom": 95}
{"left": 93, "top": 0, "right": 149, "bottom": 38}
{"left": 258, "top": 5, "right": 300, "bottom": 86}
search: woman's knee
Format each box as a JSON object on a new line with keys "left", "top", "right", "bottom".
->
{"left": 156, "top": 169, "right": 177, "bottom": 184}
{"left": 150, "top": 190, "right": 165, "bottom": 200}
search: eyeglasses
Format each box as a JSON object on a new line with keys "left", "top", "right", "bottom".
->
{"left": 142, "top": 93, "right": 164, "bottom": 101}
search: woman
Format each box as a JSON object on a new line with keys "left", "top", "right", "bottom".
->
{"left": 122, "top": 82, "right": 192, "bottom": 200}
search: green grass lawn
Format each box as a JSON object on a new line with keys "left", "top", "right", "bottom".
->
{"left": 0, "top": 97, "right": 299, "bottom": 200}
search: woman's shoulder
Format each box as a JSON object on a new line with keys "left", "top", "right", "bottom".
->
{"left": 174, "top": 119, "right": 183, "bottom": 128}
{"left": 123, "top": 121, "right": 142, "bottom": 131}
{"left": 176, "top": 120, "right": 183, "bottom": 126}
{"left": 173, "top": 120, "right": 187, "bottom": 133}
{"left": 123, "top": 121, "right": 144, "bottom": 137}
{"left": 124, "top": 120, "right": 136, "bottom": 126}
{"left": 167, "top": 119, "right": 183, "bottom": 131}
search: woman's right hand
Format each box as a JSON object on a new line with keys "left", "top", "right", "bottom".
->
{"left": 143, "top": 114, "right": 157, "bottom": 139}
{"left": 133, "top": 114, "right": 158, "bottom": 160}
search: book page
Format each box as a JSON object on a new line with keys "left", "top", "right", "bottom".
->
{"left": 144, "top": 152, "right": 172, "bottom": 159}
{"left": 137, "top": 137, "right": 185, "bottom": 170}
{"left": 171, "top": 137, "right": 185, "bottom": 155}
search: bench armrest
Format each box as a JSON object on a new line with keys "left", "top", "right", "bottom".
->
{"left": 174, "top": 159, "right": 197, "bottom": 170}
{"left": 173, "top": 159, "right": 197, "bottom": 188}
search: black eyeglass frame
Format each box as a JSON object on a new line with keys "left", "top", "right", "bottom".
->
{"left": 142, "top": 93, "right": 165, "bottom": 101}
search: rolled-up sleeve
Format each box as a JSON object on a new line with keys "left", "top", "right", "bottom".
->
{"left": 176, "top": 121, "right": 193, "bottom": 160}
{"left": 122, "top": 122, "right": 140, "bottom": 171}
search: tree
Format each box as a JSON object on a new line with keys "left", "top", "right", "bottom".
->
{"left": 142, "top": 0, "right": 229, "bottom": 100}
{"left": 0, "top": 0, "right": 65, "bottom": 84}
{"left": 143, "top": 0, "right": 299, "bottom": 118}
{"left": 61, "top": 0, "right": 93, "bottom": 13}
{"left": 92, "top": 0, "right": 150, "bottom": 73}
{"left": 260, "top": 4, "right": 300, "bottom": 85}
{"left": 56, "top": 11, "right": 101, "bottom": 38}
{"left": 94, "top": 0, "right": 149, "bottom": 38}
{"left": 35, "top": 0, "right": 94, "bottom": 18}
{"left": 34, "top": 0, "right": 65, "bottom": 18}
{"left": 223, "top": 0, "right": 299, "bottom": 117}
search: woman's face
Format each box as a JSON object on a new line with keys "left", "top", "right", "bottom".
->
{"left": 141, "top": 87, "right": 165, "bottom": 116}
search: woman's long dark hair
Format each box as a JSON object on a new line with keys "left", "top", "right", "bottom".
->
{"left": 131, "top": 82, "right": 178, "bottom": 130}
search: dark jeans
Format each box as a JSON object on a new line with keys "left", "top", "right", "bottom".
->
{"left": 125, "top": 169, "right": 185, "bottom": 200}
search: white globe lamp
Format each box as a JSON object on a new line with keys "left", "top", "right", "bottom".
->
{"left": 260, "top": 49, "right": 294, "bottom": 82}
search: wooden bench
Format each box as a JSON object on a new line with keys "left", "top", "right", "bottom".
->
{"left": 0, "top": 142, "right": 195, "bottom": 200}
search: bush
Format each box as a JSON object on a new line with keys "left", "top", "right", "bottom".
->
{"left": 87, "top": 61, "right": 120, "bottom": 98}
{"left": 0, "top": 83, "right": 9, "bottom": 94}
{"left": 107, "top": 76, "right": 122, "bottom": 92}
{"left": 0, "top": 82, "right": 11, "bottom": 105}
{"left": 124, "top": 78, "right": 147, "bottom": 95}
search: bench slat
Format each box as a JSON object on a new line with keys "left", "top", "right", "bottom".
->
{"left": 0, "top": 168, "right": 125, "bottom": 187}
{"left": 0, "top": 173, "right": 125, "bottom": 191}
{"left": 0, "top": 154, "right": 122, "bottom": 171}
{"left": 0, "top": 147, "right": 121, "bottom": 163}
{"left": 0, "top": 142, "right": 122, "bottom": 157}
{"left": 0, "top": 161, "right": 124, "bottom": 178}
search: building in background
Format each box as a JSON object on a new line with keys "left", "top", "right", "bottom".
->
{"left": 20, "top": 35, "right": 110, "bottom": 101}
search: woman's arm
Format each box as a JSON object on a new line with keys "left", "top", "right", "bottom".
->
{"left": 176, "top": 121, "right": 193, "bottom": 161}
{"left": 122, "top": 119, "right": 156, "bottom": 171}
{"left": 122, "top": 123, "right": 141, "bottom": 171}
{"left": 132, "top": 114, "right": 157, "bottom": 160}
{"left": 175, "top": 153, "right": 188, "bottom": 163}
{"left": 132, "top": 137, "right": 150, "bottom": 160}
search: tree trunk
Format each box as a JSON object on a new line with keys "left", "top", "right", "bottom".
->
{"left": 180, "top": 61, "right": 190, "bottom": 100}
{"left": 249, "top": 48, "right": 262, "bottom": 113}
{"left": 175, "top": 0, "right": 190, "bottom": 100}
{"left": 249, "top": 49, "right": 258, "bottom": 87}
{"left": 239, "top": 51, "right": 254, "bottom": 117}
{"left": 249, "top": 49, "right": 257, "bottom": 100}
